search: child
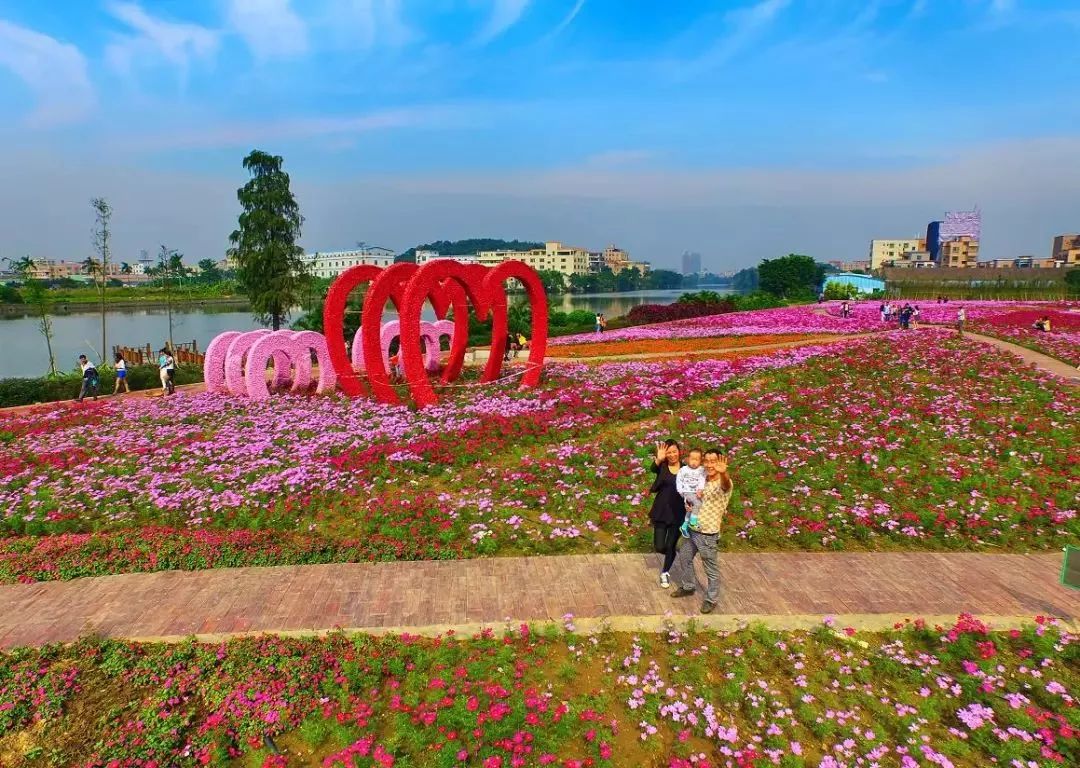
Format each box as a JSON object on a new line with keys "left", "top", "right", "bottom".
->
{"left": 676, "top": 448, "right": 707, "bottom": 538}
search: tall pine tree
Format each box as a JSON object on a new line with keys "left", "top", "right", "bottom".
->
{"left": 227, "top": 150, "right": 309, "bottom": 330}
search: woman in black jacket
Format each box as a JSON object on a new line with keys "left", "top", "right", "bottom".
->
{"left": 649, "top": 439, "right": 684, "bottom": 588}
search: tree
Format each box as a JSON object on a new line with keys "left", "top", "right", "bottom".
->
{"left": 10, "top": 256, "right": 56, "bottom": 375}
{"left": 155, "top": 246, "right": 184, "bottom": 348}
{"left": 227, "top": 150, "right": 310, "bottom": 330}
{"left": 197, "top": 258, "right": 223, "bottom": 284}
{"left": 120, "top": 262, "right": 132, "bottom": 274}
{"left": 1066, "top": 268, "right": 1080, "bottom": 295}
{"left": 91, "top": 198, "right": 112, "bottom": 363}
{"left": 758, "top": 254, "right": 825, "bottom": 299}
{"left": 535, "top": 269, "right": 567, "bottom": 295}
{"left": 731, "top": 267, "right": 759, "bottom": 292}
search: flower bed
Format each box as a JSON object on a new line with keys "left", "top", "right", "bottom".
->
{"left": 1, "top": 330, "right": 1077, "bottom": 582}
{"left": 966, "top": 309, "right": 1080, "bottom": 367}
{"left": 549, "top": 334, "right": 828, "bottom": 359}
{"left": 0, "top": 616, "right": 1075, "bottom": 767}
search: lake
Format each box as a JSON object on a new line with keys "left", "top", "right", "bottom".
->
{"left": 0, "top": 289, "right": 731, "bottom": 378}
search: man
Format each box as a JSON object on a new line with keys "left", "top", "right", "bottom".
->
{"left": 670, "top": 447, "right": 733, "bottom": 614}
{"left": 76, "top": 355, "right": 99, "bottom": 403}
{"left": 956, "top": 307, "right": 966, "bottom": 336}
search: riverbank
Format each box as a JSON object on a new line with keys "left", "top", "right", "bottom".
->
{"left": 0, "top": 296, "right": 249, "bottom": 316}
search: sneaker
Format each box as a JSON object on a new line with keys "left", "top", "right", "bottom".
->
{"left": 671, "top": 587, "right": 695, "bottom": 598}
{"left": 679, "top": 523, "right": 690, "bottom": 539}
{"left": 659, "top": 572, "right": 670, "bottom": 589}
{"left": 701, "top": 601, "right": 716, "bottom": 614}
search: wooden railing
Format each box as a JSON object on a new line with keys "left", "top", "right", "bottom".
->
{"left": 112, "top": 341, "right": 205, "bottom": 366}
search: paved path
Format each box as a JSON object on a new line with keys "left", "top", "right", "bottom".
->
{"left": 1, "top": 552, "right": 1076, "bottom": 648}
{"left": 963, "top": 331, "right": 1078, "bottom": 385}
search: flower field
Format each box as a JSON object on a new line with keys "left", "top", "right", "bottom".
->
{"left": 548, "top": 335, "right": 831, "bottom": 359}
{"left": 1, "top": 326, "right": 1077, "bottom": 583}
{"left": 967, "top": 309, "right": 1080, "bottom": 368}
{"left": 0, "top": 616, "right": 1076, "bottom": 767}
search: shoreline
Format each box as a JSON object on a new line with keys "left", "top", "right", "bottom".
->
{"left": 0, "top": 297, "right": 250, "bottom": 316}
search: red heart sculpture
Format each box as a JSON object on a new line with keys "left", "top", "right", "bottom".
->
{"left": 324, "top": 260, "right": 546, "bottom": 408}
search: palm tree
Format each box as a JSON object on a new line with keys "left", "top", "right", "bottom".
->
{"left": 81, "top": 256, "right": 99, "bottom": 276}
{"left": 3, "top": 255, "right": 35, "bottom": 278}
{"left": 120, "top": 262, "right": 132, "bottom": 274}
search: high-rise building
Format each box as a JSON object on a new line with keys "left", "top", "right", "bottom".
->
{"left": 1051, "top": 234, "right": 1080, "bottom": 266}
{"left": 681, "top": 251, "right": 702, "bottom": 275}
{"left": 933, "top": 209, "right": 981, "bottom": 267}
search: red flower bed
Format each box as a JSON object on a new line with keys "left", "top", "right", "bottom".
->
{"left": 623, "top": 300, "right": 735, "bottom": 325}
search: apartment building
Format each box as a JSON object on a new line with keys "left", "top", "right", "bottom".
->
{"left": 868, "top": 239, "right": 926, "bottom": 269}
{"left": 1051, "top": 234, "right": 1080, "bottom": 266}
{"left": 302, "top": 247, "right": 396, "bottom": 279}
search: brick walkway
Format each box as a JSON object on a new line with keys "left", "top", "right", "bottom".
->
{"left": 1, "top": 552, "right": 1076, "bottom": 648}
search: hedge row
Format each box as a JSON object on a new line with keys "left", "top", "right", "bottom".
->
{"left": 0, "top": 364, "right": 204, "bottom": 408}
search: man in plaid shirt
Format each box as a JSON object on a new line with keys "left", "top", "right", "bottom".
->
{"left": 670, "top": 447, "right": 733, "bottom": 614}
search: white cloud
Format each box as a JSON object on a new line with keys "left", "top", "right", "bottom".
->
{"left": 110, "top": 104, "right": 471, "bottom": 151}
{"left": 475, "top": 0, "right": 531, "bottom": 44}
{"left": 105, "top": 2, "right": 220, "bottom": 82}
{"left": 0, "top": 20, "right": 94, "bottom": 126}
{"left": 226, "top": 0, "right": 308, "bottom": 59}
{"left": 686, "top": 0, "right": 792, "bottom": 73}
{"left": 544, "top": 0, "right": 586, "bottom": 40}
{"left": 321, "top": 0, "right": 414, "bottom": 48}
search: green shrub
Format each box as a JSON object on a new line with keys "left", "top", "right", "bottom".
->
{"left": 0, "top": 364, "right": 204, "bottom": 408}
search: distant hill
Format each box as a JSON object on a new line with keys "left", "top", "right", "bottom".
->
{"left": 396, "top": 239, "right": 544, "bottom": 263}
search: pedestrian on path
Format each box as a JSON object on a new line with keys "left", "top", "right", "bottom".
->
{"left": 113, "top": 353, "right": 129, "bottom": 395}
{"left": 76, "top": 355, "right": 99, "bottom": 402}
{"left": 671, "top": 447, "right": 734, "bottom": 614}
{"left": 158, "top": 348, "right": 172, "bottom": 395}
{"left": 956, "top": 307, "right": 966, "bottom": 336}
{"left": 648, "top": 439, "right": 685, "bottom": 589}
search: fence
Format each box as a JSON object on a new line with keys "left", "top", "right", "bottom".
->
{"left": 113, "top": 341, "right": 205, "bottom": 367}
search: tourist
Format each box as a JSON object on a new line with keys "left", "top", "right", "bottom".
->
{"left": 840, "top": 301, "right": 850, "bottom": 318}
{"left": 956, "top": 307, "right": 966, "bottom": 335}
{"left": 595, "top": 313, "right": 602, "bottom": 333}
{"left": 599, "top": 314, "right": 607, "bottom": 332}
{"left": 670, "top": 447, "right": 734, "bottom": 614}
{"left": 900, "top": 304, "right": 912, "bottom": 330}
{"left": 504, "top": 331, "right": 519, "bottom": 361}
{"left": 648, "top": 439, "right": 684, "bottom": 589}
{"left": 158, "top": 348, "right": 171, "bottom": 395}
{"left": 76, "top": 355, "right": 99, "bottom": 403}
{"left": 911, "top": 305, "right": 921, "bottom": 330}
{"left": 165, "top": 350, "right": 177, "bottom": 394}
{"left": 676, "top": 448, "right": 706, "bottom": 538}
{"left": 1033, "top": 316, "right": 1051, "bottom": 332}
{"left": 879, "top": 303, "right": 887, "bottom": 322}
{"left": 517, "top": 332, "right": 528, "bottom": 351}
{"left": 113, "top": 353, "right": 129, "bottom": 395}
{"left": 818, "top": 292, "right": 825, "bottom": 304}
{"left": 388, "top": 351, "right": 403, "bottom": 379}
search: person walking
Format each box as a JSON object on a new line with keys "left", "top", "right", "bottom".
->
{"left": 956, "top": 306, "right": 966, "bottom": 336}
{"left": 165, "top": 350, "right": 177, "bottom": 394}
{"left": 670, "top": 447, "right": 734, "bottom": 614}
{"left": 648, "top": 439, "right": 685, "bottom": 589}
{"left": 113, "top": 353, "right": 129, "bottom": 395}
{"left": 76, "top": 355, "right": 99, "bottom": 403}
{"left": 158, "top": 348, "right": 171, "bottom": 395}
{"left": 595, "top": 313, "right": 602, "bottom": 333}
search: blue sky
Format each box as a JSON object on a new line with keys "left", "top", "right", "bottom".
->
{"left": 1, "top": 1, "right": 1078, "bottom": 270}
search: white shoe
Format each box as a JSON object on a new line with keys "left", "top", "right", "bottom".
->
{"left": 659, "top": 572, "right": 670, "bottom": 588}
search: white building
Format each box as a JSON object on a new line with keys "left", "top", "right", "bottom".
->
{"left": 415, "top": 250, "right": 479, "bottom": 265}
{"left": 303, "top": 246, "right": 396, "bottom": 278}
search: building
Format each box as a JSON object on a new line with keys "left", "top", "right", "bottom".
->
{"left": 1051, "top": 234, "right": 1080, "bottom": 266}
{"left": 476, "top": 241, "right": 592, "bottom": 277}
{"left": 978, "top": 256, "right": 1060, "bottom": 269}
{"left": 414, "top": 251, "right": 478, "bottom": 265}
{"left": 827, "top": 259, "right": 871, "bottom": 272}
{"left": 681, "top": 251, "right": 702, "bottom": 275}
{"left": 825, "top": 272, "right": 885, "bottom": 294}
{"left": 868, "top": 239, "right": 926, "bottom": 270}
{"left": 302, "top": 246, "right": 396, "bottom": 279}
{"left": 597, "top": 244, "right": 650, "bottom": 275}
{"left": 931, "top": 209, "right": 981, "bottom": 267}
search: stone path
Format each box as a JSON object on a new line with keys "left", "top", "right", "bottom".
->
{"left": 1, "top": 552, "right": 1076, "bottom": 648}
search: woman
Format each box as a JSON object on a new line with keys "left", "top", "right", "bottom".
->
{"left": 113, "top": 352, "right": 129, "bottom": 394}
{"left": 648, "top": 439, "right": 685, "bottom": 588}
